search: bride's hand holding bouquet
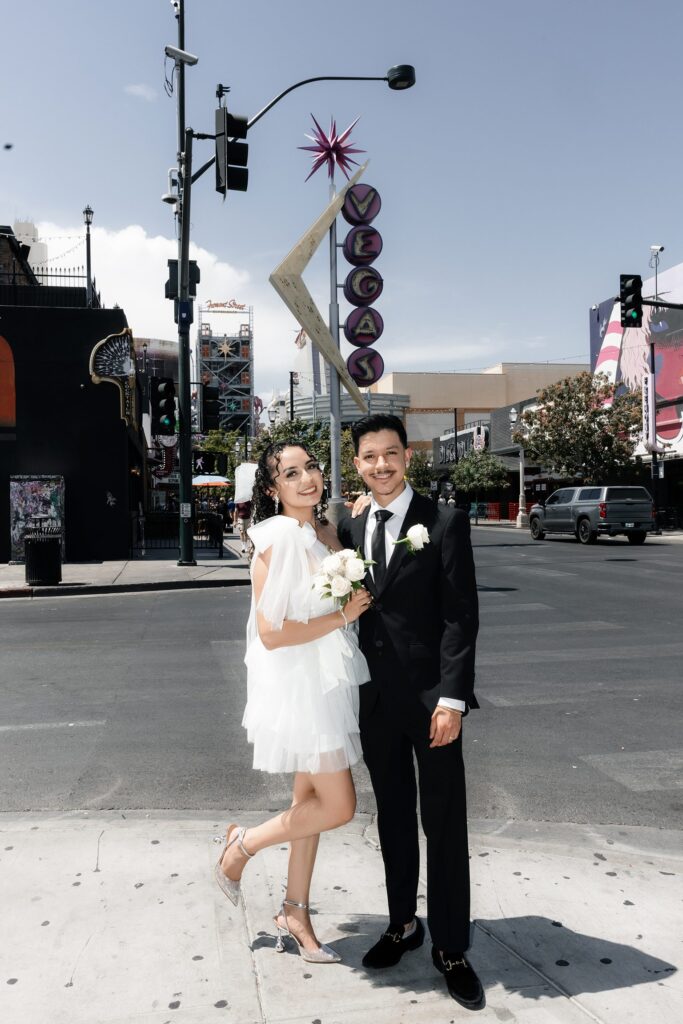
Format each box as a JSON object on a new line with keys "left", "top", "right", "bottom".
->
{"left": 315, "top": 549, "right": 373, "bottom": 624}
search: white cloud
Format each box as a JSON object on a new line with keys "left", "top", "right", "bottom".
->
{"left": 37, "top": 220, "right": 250, "bottom": 337}
{"left": 33, "top": 221, "right": 513, "bottom": 406}
{"left": 35, "top": 220, "right": 301, "bottom": 401}
{"left": 124, "top": 83, "right": 157, "bottom": 102}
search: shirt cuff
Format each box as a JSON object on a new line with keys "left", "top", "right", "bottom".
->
{"left": 437, "top": 698, "right": 466, "bottom": 713}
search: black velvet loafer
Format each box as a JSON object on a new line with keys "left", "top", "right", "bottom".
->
{"left": 432, "top": 946, "right": 485, "bottom": 1010}
{"left": 362, "top": 916, "right": 425, "bottom": 969}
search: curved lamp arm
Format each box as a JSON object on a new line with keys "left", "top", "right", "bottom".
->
{"left": 247, "top": 75, "right": 387, "bottom": 130}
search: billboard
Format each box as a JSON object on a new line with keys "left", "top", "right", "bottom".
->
{"left": 590, "top": 263, "right": 683, "bottom": 456}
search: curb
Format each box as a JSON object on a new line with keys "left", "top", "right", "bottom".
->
{"left": 0, "top": 576, "right": 251, "bottom": 599}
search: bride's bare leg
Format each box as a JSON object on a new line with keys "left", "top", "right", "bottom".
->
{"left": 275, "top": 773, "right": 322, "bottom": 951}
{"left": 221, "top": 768, "right": 355, "bottom": 884}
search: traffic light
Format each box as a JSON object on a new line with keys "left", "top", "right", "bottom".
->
{"left": 202, "top": 384, "right": 220, "bottom": 431}
{"left": 150, "top": 377, "right": 177, "bottom": 436}
{"left": 620, "top": 274, "right": 643, "bottom": 328}
{"left": 165, "top": 259, "right": 200, "bottom": 299}
{"left": 215, "top": 107, "right": 249, "bottom": 196}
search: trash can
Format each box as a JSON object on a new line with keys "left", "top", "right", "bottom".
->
{"left": 24, "top": 516, "right": 62, "bottom": 586}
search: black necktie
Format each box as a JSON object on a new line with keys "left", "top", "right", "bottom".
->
{"left": 371, "top": 510, "right": 393, "bottom": 588}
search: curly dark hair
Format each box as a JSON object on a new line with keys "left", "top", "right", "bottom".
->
{"left": 251, "top": 441, "right": 328, "bottom": 525}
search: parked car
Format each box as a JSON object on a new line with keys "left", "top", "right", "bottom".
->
{"left": 529, "top": 486, "right": 655, "bottom": 545}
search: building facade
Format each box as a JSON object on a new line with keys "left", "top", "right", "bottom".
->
{"left": 196, "top": 301, "right": 254, "bottom": 437}
{"left": 1, "top": 226, "right": 142, "bottom": 561}
{"left": 369, "top": 363, "right": 588, "bottom": 448}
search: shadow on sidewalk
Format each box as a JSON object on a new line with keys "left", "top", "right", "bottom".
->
{"left": 258, "top": 913, "right": 677, "bottom": 999}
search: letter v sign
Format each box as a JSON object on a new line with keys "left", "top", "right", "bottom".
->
{"left": 269, "top": 163, "right": 370, "bottom": 412}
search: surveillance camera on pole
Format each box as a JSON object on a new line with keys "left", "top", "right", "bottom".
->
{"left": 161, "top": 167, "right": 179, "bottom": 204}
{"left": 164, "top": 44, "right": 198, "bottom": 65}
{"left": 650, "top": 244, "right": 665, "bottom": 253}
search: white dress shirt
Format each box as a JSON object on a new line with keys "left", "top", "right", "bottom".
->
{"left": 364, "top": 483, "right": 466, "bottom": 715}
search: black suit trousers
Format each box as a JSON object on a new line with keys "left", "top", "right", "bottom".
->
{"left": 360, "top": 692, "right": 471, "bottom": 952}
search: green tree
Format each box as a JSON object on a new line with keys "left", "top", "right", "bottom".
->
{"left": 406, "top": 449, "right": 434, "bottom": 496}
{"left": 514, "top": 371, "right": 641, "bottom": 484}
{"left": 341, "top": 428, "right": 362, "bottom": 494}
{"left": 450, "top": 448, "right": 509, "bottom": 523}
{"left": 252, "top": 418, "right": 331, "bottom": 470}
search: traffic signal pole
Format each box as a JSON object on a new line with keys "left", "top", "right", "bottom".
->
{"left": 174, "top": 0, "right": 196, "bottom": 565}
{"left": 177, "top": 127, "right": 196, "bottom": 564}
{"left": 164, "top": 7, "right": 414, "bottom": 551}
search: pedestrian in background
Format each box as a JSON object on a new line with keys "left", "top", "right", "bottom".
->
{"left": 235, "top": 498, "right": 252, "bottom": 553}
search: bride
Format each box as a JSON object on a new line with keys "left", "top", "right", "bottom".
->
{"left": 215, "top": 441, "right": 372, "bottom": 963}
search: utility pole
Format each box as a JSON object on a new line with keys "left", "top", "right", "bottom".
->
{"left": 452, "top": 406, "right": 458, "bottom": 505}
{"left": 648, "top": 247, "right": 664, "bottom": 533}
{"left": 173, "top": 0, "right": 196, "bottom": 565}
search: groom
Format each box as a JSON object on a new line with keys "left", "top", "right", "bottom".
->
{"left": 338, "top": 414, "right": 483, "bottom": 1011}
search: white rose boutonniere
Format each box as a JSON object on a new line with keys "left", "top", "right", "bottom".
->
{"left": 394, "top": 523, "right": 430, "bottom": 555}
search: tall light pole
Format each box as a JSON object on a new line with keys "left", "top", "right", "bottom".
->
{"left": 509, "top": 406, "right": 529, "bottom": 529}
{"left": 648, "top": 243, "right": 665, "bottom": 532}
{"left": 165, "top": 5, "right": 414, "bottom": 554}
{"left": 165, "top": 0, "right": 198, "bottom": 565}
{"left": 83, "top": 205, "right": 93, "bottom": 307}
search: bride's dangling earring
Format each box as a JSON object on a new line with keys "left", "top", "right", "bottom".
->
{"left": 273, "top": 494, "right": 280, "bottom": 514}
{"left": 315, "top": 502, "right": 322, "bottom": 520}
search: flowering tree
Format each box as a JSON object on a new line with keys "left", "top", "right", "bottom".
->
{"left": 514, "top": 372, "right": 641, "bottom": 483}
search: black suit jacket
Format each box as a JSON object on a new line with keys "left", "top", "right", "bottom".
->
{"left": 338, "top": 490, "right": 479, "bottom": 715}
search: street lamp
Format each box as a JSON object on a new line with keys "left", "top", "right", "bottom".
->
{"left": 267, "top": 405, "right": 277, "bottom": 427}
{"left": 166, "top": 0, "right": 414, "bottom": 559}
{"left": 509, "top": 407, "right": 529, "bottom": 529}
{"left": 83, "top": 205, "right": 93, "bottom": 307}
{"left": 246, "top": 65, "right": 416, "bottom": 130}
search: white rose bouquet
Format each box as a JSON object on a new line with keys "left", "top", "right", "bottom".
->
{"left": 393, "top": 523, "right": 430, "bottom": 555}
{"left": 314, "top": 548, "right": 372, "bottom": 607}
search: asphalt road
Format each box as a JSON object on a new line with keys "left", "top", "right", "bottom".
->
{"left": 1, "top": 528, "right": 681, "bottom": 829}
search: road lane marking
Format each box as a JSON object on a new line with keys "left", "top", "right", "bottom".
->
{"left": 478, "top": 641, "right": 683, "bottom": 666}
{"left": 482, "top": 620, "right": 623, "bottom": 635}
{"left": 0, "top": 720, "right": 106, "bottom": 733}
{"left": 479, "top": 602, "right": 553, "bottom": 613}
{"left": 582, "top": 750, "right": 683, "bottom": 792}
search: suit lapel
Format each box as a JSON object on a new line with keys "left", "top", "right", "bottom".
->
{"left": 351, "top": 507, "right": 377, "bottom": 597}
{"left": 376, "top": 492, "right": 425, "bottom": 596}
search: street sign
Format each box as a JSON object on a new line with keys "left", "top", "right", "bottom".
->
{"left": 180, "top": 503, "right": 192, "bottom": 518}
{"left": 430, "top": 481, "right": 438, "bottom": 491}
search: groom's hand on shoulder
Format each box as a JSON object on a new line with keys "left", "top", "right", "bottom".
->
{"left": 347, "top": 493, "right": 371, "bottom": 518}
{"left": 429, "top": 706, "right": 462, "bottom": 748}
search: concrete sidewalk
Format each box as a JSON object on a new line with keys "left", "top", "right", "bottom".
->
{"left": 0, "top": 536, "right": 251, "bottom": 598}
{"left": 1, "top": 812, "right": 679, "bottom": 1023}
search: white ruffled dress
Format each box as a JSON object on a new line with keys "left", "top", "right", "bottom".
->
{"left": 242, "top": 515, "right": 370, "bottom": 774}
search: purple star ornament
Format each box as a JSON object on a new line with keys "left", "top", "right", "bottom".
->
{"left": 300, "top": 115, "right": 365, "bottom": 182}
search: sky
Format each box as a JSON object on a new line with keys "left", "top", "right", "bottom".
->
{"left": 3, "top": 0, "right": 683, "bottom": 404}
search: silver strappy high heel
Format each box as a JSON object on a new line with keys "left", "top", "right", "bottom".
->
{"left": 274, "top": 898, "right": 341, "bottom": 964}
{"left": 214, "top": 824, "right": 252, "bottom": 906}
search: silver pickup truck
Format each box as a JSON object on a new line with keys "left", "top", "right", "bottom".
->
{"left": 529, "top": 486, "right": 655, "bottom": 545}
